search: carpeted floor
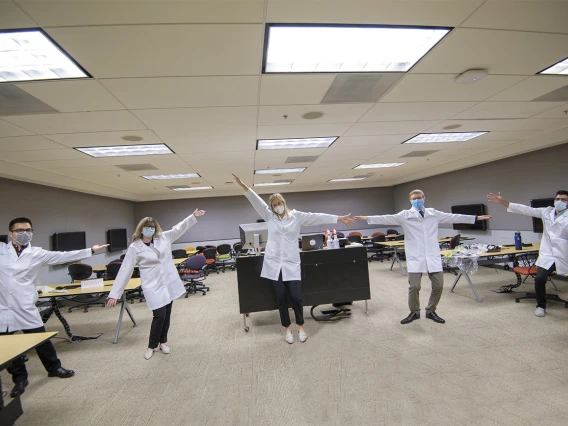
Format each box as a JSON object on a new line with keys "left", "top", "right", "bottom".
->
{"left": 4, "top": 259, "right": 568, "bottom": 426}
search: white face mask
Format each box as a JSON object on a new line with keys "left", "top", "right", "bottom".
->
{"left": 142, "top": 227, "right": 155, "bottom": 238}
{"left": 274, "top": 205, "right": 285, "bottom": 215}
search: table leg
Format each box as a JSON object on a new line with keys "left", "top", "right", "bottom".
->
{"left": 50, "top": 298, "right": 102, "bottom": 342}
{"left": 390, "top": 247, "right": 406, "bottom": 276}
{"left": 243, "top": 313, "right": 249, "bottom": 332}
{"left": 113, "top": 292, "right": 136, "bottom": 344}
{"left": 450, "top": 271, "right": 481, "bottom": 302}
{"left": 364, "top": 300, "right": 369, "bottom": 315}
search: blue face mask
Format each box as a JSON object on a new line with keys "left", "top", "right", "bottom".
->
{"left": 555, "top": 201, "right": 567, "bottom": 212}
{"left": 411, "top": 199, "right": 424, "bottom": 210}
{"left": 142, "top": 227, "right": 155, "bottom": 238}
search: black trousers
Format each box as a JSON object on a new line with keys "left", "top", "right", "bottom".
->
{"left": 272, "top": 272, "right": 304, "bottom": 327}
{"left": 148, "top": 301, "right": 173, "bottom": 349}
{"left": 534, "top": 263, "right": 556, "bottom": 309}
{"left": 0, "top": 326, "right": 61, "bottom": 384}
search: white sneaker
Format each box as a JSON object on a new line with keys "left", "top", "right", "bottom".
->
{"left": 299, "top": 331, "right": 308, "bottom": 343}
{"left": 144, "top": 348, "right": 155, "bottom": 360}
{"left": 285, "top": 333, "right": 293, "bottom": 344}
{"left": 160, "top": 343, "right": 171, "bottom": 354}
{"left": 535, "top": 307, "right": 546, "bottom": 317}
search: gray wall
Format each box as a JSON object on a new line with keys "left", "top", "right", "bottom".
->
{"left": 134, "top": 186, "right": 396, "bottom": 243}
{"left": 393, "top": 143, "right": 568, "bottom": 238}
{"left": 0, "top": 177, "right": 135, "bottom": 284}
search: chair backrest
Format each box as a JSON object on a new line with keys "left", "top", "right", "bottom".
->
{"left": 205, "top": 245, "right": 216, "bottom": 249}
{"left": 183, "top": 254, "right": 207, "bottom": 271}
{"left": 68, "top": 263, "right": 93, "bottom": 281}
{"left": 105, "top": 262, "right": 123, "bottom": 280}
{"left": 184, "top": 245, "right": 196, "bottom": 251}
{"left": 120, "top": 254, "right": 126, "bottom": 260}
{"left": 336, "top": 232, "right": 345, "bottom": 238}
{"left": 371, "top": 235, "right": 386, "bottom": 243}
{"left": 387, "top": 229, "right": 399, "bottom": 235}
{"left": 217, "top": 244, "right": 231, "bottom": 255}
{"left": 172, "top": 249, "right": 187, "bottom": 259}
{"left": 450, "top": 234, "right": 461, "bottom": 249}
{"left": 195, "top": 246, "right": 206, "bottom": 254}
{"left": 203, "top": 247, "right": 217, "bottom": 260}
{"left": 394, "top": 234, "right": 405, "bottom": 241}
{"left": 349, "top": 231, "right": 362, "bottom": 237}
{"left": 347, "top": 235, "right": 362, "bottom": 243}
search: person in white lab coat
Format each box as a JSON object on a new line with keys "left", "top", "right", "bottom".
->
{"left": 233, "top": 174, "right": 355, "bottom": 344}
{"left": 355, "top": 190, "right": 491, "bottom": 325}
{"left": 0, "top": 217, "right": 108, "bottom": 398}
{"left": 106, "top": 210, "right": 205, "bottom": 359}
{"left": 487, "top": 190, "right": 568, "bottom": 317}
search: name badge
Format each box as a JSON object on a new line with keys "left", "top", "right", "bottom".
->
{"left": 81, "top": 278, "right": 104, "bottom": 289}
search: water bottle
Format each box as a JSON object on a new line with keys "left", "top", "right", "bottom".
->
{"left": 514, "top": 231, "right": 522, "bottom": 250}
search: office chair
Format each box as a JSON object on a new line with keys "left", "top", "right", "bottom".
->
{"left": 67, "top": 264, "right": 106, "bottom": 313}
{"left": 387, "top": 229, "right": 399, "bottom": 235}
{"left": 216, "top": 244, "right": 235, "bottom": 272}
{"left": 450, "top": 234, "right": 461, "bottom": 249}
{"left": 202, "top": 247, "right": 219, "bottom": 274}
{"left": 394, "top": 234, "right": 405, "bottom": 241}
{"left": 513, "top": 255, "right": 565, "bottom": 306}
{"left": 348, "top": 231, "right": 362, "bottom": 237}
{"left": 367, "top": 235, "right": 392, "bottom": 262}
{"left": 195, "top": 246, "right": 206, "bottom": 254}
{"left": 172, "top": 249, "right": 187, "bottom": 259}
{"left": 336, "top": 232, "right": 345, "bottom": 238}
{"left": 68, "top": 263, "right": 93, "bottom": 283}
{"left": 120, "top": 254, "right": 126, "bottom": 260}
{"left": 184, "top": 245, "right": 196, "bottom": 256}
{"left": 371, "top": 232, "right": 385, "bottom": 237}
{"left": 233, "top": 242, "right": 244, "bottom": 255}
{"left": 347, "top": 235, "right": 362, "bottom": 244}
{"left": 180, "top": 255, "right": 209, "bottom": 297}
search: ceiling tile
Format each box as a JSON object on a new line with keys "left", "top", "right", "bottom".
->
{"left": 101, "top": 76, "right": 259, "bottom": 109}
{"left": 45, "top": 130, "right": 164, "bottom": 148}
{"left": 0, "top": 119, "right": 34, "bottom": 137}
{"left": 0, "top": 1, "right": 37, "bottom": 29}
{"left": 258, "top": 104, "right": 373, "bottom": 125}
{"left": 2, "top": 111, "right": 147, "bottom": 134}
{"left": 380, "top": 74, "right": 526, "bottom": 102}
{"left": 20, "top": 157, "right": 106, "bottom": 170}
{"left": 532, "top": 103, "right": 568, "bottom": 119}
{"left": 15, "top": 80, "right": 125, "bottom": 112}
{"left": 46, "top": 24, "right": 263, "bottom": 78}
{"left": 257, "top": 123, "right": 353, "bottom": 139}
{"left": 333, "top": 134, "right": 414, "bottom": 147}
{"left": 344, "top": 121, "right": 441, "bottom": 137}
{"left": 428, "top": 119, "right": 567, "bottom": 133}
{"left": 0, "top": 135, "right": 61, "bottom": 151}
{"left": 486, "top": 76, "right": 568, "bottom": 102}
{"left": 1, "top": 147, "right": 86, "bottom": 163}
{"left": 411, "top": 28, "right": 568, "bottom": 75}
{"left": 260, "top": 75, "right": 335, "bottom": 105}
{"left": 452, "top": 102, "right": 566, "bottom": 120}
{"left": 362, "top": 102, "right": 477, "bottom": 122}
{"left": 17, "top": 0, "right": 265, "bottom": 26}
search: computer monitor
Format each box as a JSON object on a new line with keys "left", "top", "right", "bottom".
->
{"left": 530, "top": 198, "right": 554, "bottom": 233}
{"left": 0, "top": 235, "right": 8, "bottom": 244}
{"left": 52, "top": 231, "right": 87, "bottom": 251}
{"left": 107, "top": 228, "right": 128, "bottom": 252}
{"left": 239, "top": 223, "right": 269, "bottom": 250}
{"left": 451, "top": 204, "right": 488, "bottom": 231}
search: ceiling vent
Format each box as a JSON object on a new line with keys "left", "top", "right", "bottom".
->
{"left": 321, "top": 73, "right": 404, "bottom": 104}
{"left": 400, "top": 150, "right": 439, "bottom": 158}
{"left": 285, "top": 155, "right": 320, "bottom": 163}
{"left": 0, "top": 84, "right": 57, "bottom": 116}
{"left": 116, "top": 163, "right": 159, "bottom": 171}
{"left": 532, "top": 85, "right": 568, "bottom": 102}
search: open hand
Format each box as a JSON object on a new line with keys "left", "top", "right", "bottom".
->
{"left": 477, "top": 215, "right": 492, "bottom": 221}
{"left": 92, "top": 244, "right": 109, "bottom": 253}
{"left": 338, "top": 213, "right": 355, "bottom": 227}
{"left": 193, "top": 209, "right": 206, "bottom": 217}
{"left": 232, "top": 173, "right": 248, "bottom": 190}
{"left": 106, "top": 298, "right": 117, "bottom": 308}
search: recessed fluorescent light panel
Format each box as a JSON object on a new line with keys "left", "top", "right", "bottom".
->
{"left": 75, "top": 144, "right": 174, "bottom": 158}
{"left": 328, "top": 177, "right": 366, "bottom": 182}
{"left": 254, "top": 182, "right": 292, "bottom": 187}
{"left": 354, "top": 163, "right": 406, "bottom": 169}
{"left": 255, "top": 168, "right": 305, "bottom": 174}
{"left": 142, "top": 173, "right": 200, "bottom": 180}
{"left": 171, "top": 186, "right": 212, "bottom": 191}
{"left": 263, "top": 24, "right": 451, "bottom": 73}
{"left": 257, "top": 137, "right": 337, "bottom": 150}
{"left": 539, "top": 57, "right": 568, "bottom": 75}
{"left": 0, "top": 29, "right": 90, "bottom": 82}
{"left": 403, "top": 132, "right": 487, "bottom": 144}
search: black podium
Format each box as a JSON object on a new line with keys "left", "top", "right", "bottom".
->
{"left": 236, "top": 246, "right": 371, "bottom": 331}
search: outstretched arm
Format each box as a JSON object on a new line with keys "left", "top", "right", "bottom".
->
{"left": 40, "top": 244, "right": 109, "bottom": 266}
{"left": 163, "top": 209, "right": 205, "bottom": 242}
{"left": 295, "top": 211, "right": 355, "bottom": 227}
{"left": 354, "top": 214, "right": 402, "bottom": 226}
{"left": 488, "top": 192, "right": 545, "bottom": 218}
{"left": 487, "top": 192, "right": 510, "bottom": 208}
{"left": 234, "top": 173, "right": 271, "bottom": 222}
{"left": 107, "top": 248, "right": 136, "bottom": 308}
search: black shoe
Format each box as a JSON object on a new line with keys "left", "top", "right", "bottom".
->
{"left": 426, "top": 311, "right": 445, "bottom": 323}
{"left": 48, "top": 367, "right": 75, "bottom": 378}
{"left": 401, "top": 312, "right": 420, "bottom": 324}
{"left": 10, "top": 380, "right": 28, "bottom": 398}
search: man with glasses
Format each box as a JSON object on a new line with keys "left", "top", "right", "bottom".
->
{"left": 487, "top": 191, "right": 568, "bottom": 317}
{"left": 0, "top": 217, "right": 108, "bottom": 398}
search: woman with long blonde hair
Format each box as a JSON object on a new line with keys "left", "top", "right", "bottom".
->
{"left": 106, "top": 209, "right": 205, "bottom": 359}
{"left": 233, "top": 174, "right": 354, "bottom": 343}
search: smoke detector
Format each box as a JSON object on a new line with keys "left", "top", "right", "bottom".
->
{"left": 302, "top": 111, "right": 324, "bottom": 120}
{"left": 454, "top": 69, "right": 488, "bottom": 84}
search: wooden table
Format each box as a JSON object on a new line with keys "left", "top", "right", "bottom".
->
{"left": 39, "top": 278, "right": 141, "bottom": 344}
{"left": 375, "top": 240, "right": 407, "bottom": 275}
{"left": 440, "top": 243, "right": 541, "bottom": 302}
{"left": 0, "top": 332, "right": 57, "bottom": 424}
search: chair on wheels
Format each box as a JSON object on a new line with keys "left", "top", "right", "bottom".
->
{"left": 180, "top": 255, "right": 209, "bottom": 296}
{"left": 513, "top": 256, "right": 565, "bottom": 306}
{"left": 394, "top": 234, "right": 405, "bottom": 241}
{"left": 203, "top": 247, "right": 219, "bottom": 274}
{"left": 450, "top": 234, "right": 461, "bottom": 249}
{"left": 67, "top": 264, "right": 106, "bottom": 313}
{"left": 347, "top": 235, "right": 362, "bottom": 244}
{"left": 367, "top": 235, "right": 392, "bottom": 262}
{"left": 172, "top": 249, "right": 187, "bottom": 259}
{"left": 387, "top": 229, "right": 399, "bottom": 235}
{"left": 336, "top": 232, "right": 345, "bottom": 238}
{"left": 216, "top": 244, "right": 235, "bottom": 272}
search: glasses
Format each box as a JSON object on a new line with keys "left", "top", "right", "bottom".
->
{"left": 10, "top": 228, "right": 33, "bottom": 233}
{"left": 554, "top": 198, "right": 568, "bottom": 202}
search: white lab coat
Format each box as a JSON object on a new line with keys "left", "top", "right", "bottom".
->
{"left": 244, "top": 189, "right": 338, "bottom": 281}
{"left": 507, "top": 203, "right": 568, "bottom": 274}
{"left": 108, "top": 214, "right": 197, "bottom": 311}
{"left": 0, "top": 243, "right": 92, "bottom": 332}
{"left": 367, "top": 207, "right": 476, "bottom": 273}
